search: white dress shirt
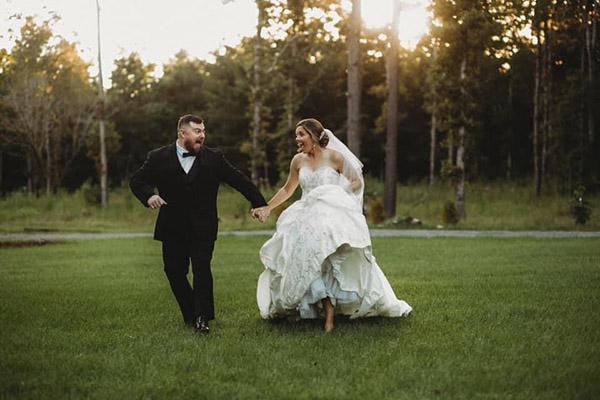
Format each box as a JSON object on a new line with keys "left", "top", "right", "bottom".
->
{"left": 175, "top": 142, "right": 196, "bottom": 174}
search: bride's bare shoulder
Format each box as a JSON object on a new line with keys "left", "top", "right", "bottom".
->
{"left": 326, "top": 148, "right": 343, "bottom": 161}
{"left": 290, "top": 153, "right": 306, "bottom": 169}
{"left": 325, "top": 149, "right": 344, "bottom": 170}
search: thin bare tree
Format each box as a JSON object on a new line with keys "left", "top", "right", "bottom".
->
{"left": 384, "top": 0, "right": 400, "bottom": 218}
{"left": 3, "top": 75, "right": 54, "bottom": 194}
{"left": 533, "top": 20, "right": 542, "bottom": 196}
{"left": 347, "top": 0, "right": 362, "bottom": 157}
{"left": 585, "top": 0, "right": 597, "bottom": 143}
{"left": 250, "top": 1, "right": 266, "bottom": 185}
{"left": 455, "top": 57, "right": 467, "bottom": 219}
{"left": 428, "top": 46, "right": 438, "bottom": 186}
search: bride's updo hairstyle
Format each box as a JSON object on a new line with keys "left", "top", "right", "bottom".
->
{"left": 296, "top": 118, "right": 329, "bottom": 148}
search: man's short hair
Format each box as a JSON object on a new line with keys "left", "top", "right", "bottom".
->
{"left": 177, "top": 114, "right": 203, "bottom": 130}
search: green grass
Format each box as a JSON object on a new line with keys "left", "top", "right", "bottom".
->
{"left": 1, "top": 237, "right": 599, "bottom": 399}
{"left": 1, "top": 181, "right": 599, "bottom": 233}
{"left": 0, "top": 184, "right": 270, "bottom": 233}
{"left": 368, "top": 179, "right": 600, "bottom": 231}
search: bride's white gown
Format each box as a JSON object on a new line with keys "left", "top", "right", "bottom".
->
{"left": 257, "top": 165, "right": 412, "bottom": 320}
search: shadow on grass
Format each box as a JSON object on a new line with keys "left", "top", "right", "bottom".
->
{"left": 260, "top": 314, "right": 414, "bottom": 335}
{"left": 0, "top": 240, "right": 65, "bottom": 248}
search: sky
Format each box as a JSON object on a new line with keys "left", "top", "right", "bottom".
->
{"left": 1, "top": 0, "right": 431, "bottom": 85}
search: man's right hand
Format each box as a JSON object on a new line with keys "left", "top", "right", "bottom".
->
{"left": 147, "top": 195, "right": 167, "bottom": 209}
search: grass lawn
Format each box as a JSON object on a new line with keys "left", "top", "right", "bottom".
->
{"left": 1, "top": 237, "right": 599, "bottom": 399}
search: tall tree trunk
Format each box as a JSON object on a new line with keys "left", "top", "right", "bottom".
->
{"left": 586, "top": 3, "right": 596, "bottom": 142}
{"left": 347, "top": 0, "right": 361, "bottom": 157}
{"left": 541, "top": 21, "right": 551, "bottom": 184}
{"left": 288, "top": 83, "right": 295, "bottom": 144}
{"left": 447, "top": 131, "right": 454, "bottom": 164}
{"left": 96, "top": 0, "right": 108, "bottom": 208}
{"left": 287, "top": 34, "right": 297, "bottom": 159}
{"left": 45, "top": 129, "right": 51, "bottom": 196}
{"left": 27, "top": 151, "right": 33, "bottom": 195}
{"left": 455, "top": 57, "right": 467, "bottom": 220}
{"left": 0, "top": 151, "right": 3, "bottom": 195}
{"left": 429, "top": 113, "right": 436, "bottom": 185}
{"left": 533, "top": 30, "right": 542, "bottom": 196}
{"left": 277, "top": 0, "right": 301, "bottom": 177}
{"left": 251, "top": 0, "right": 266, "bottom": 186}
{"left": 579, "top": 39, "right": 586, "bottom": 183}
{"left": 506, "top": 76, "right": 513, "bottom": 181}
{"left": 384, "top": 0, "right": 400, "bottom": 219}
{"left": 99, "top": 118, "right": 107, "bottom": 205}
{"left": 429, "top": 46, "right": 438, "bottom": 186}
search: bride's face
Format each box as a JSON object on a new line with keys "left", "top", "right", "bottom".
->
{"left": 295, "top": 126, "right": 316, "bottom": 153}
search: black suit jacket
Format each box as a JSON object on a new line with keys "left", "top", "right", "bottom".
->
{"left": 130, "top": 144, "right": 267, "bottom": 242}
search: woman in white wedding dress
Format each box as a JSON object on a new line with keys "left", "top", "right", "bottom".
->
{"left": 252, "top": 118, "right": 412, "bottom": 332}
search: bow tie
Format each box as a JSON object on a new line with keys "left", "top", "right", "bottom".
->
{"left": 182, "top": 152, "right": 196, "bottom": 158}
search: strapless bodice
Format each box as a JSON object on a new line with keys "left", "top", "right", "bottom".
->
{"left": 299, "top": 166, "right": 342, "bottom": 196}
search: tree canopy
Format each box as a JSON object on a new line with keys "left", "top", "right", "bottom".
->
{"left": 0, "top": 1, "right": 598, "bottom": 203}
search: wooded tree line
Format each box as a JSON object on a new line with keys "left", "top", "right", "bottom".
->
{"left": 0, "top": 0, "right": 598, "bottom": 219}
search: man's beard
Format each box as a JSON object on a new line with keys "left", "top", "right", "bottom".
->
{"left": 185, "top": 139, "right": 203, "bottom": 154}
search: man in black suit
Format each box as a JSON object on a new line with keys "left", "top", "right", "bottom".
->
{"left": 130, "top": 114, "right": 267, "bottom": 334}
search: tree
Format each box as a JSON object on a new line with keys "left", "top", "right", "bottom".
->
{"left": 1, "top": 16, "right": 97, "bottom": 195}
{"left": 429, "top": 0, "right": 498, "bottom": 219}
{"left": 531, "top": 1, "right": 552, "bottom": 196}
{"left": 49, "top": 40, "right": 97, "bottom": 189}
{"left": 222, "top": 0, "right": 272, "bottom": 185}
{"left": 384, "top": 0, "right": 400, "bottom": 219}
{"left": 253, "top": 0, "right": 347, "bottom": 181}
{"left": 249, "top": 0, "right": 271, "bottom": 186}
{"left": 425, "top": 43, "right": 439, "bottom": 185}
{"left": 0, "top": 48, "right": 9, "bottom": 193}
{"left": 1, "top": 17, "right": 54, "bottom": 195}
{"left": 346, "top": 0, "right": 362, "bottom": 157}
{"left": 107, "top": 52, "right": 156, "bottom": 181}
{"left": 151, "top": 50, "right": 208, "bottom": 143}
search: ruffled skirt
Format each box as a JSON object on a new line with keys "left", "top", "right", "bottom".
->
{"left": 257, "top": 184, "right": 412, "bottom": 320}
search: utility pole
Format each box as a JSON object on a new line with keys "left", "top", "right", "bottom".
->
{"left": 96, "top": 0, "right": 108, "bottom": 207}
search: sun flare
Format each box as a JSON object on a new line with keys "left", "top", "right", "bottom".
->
{"left": 346, "top": 0, "right": 431, "bottom": 49}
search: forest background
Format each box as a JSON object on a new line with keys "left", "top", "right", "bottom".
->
{"left": 1, "top": 0, "right": 599, "bottom": 229}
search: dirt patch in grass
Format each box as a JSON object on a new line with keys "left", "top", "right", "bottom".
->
{"left": 0, "top": 240, "right": 64, "bottom": 248}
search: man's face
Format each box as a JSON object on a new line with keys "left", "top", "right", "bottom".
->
{"left": 179, "top": 121, "right": 205, "bottom": 154}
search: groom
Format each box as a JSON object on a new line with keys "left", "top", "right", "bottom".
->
{"left": 130, "top": 114, "right": 267, "bottom": 334}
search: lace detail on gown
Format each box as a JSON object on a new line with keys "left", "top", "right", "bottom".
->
{"left": 256, "top": 166, "right": 412, "bottom": 320}
{"left": 299, "top": 166, "right": 343, "bottom": 194}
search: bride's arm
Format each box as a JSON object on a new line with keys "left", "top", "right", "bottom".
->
{"left": 348, "top": 175, "right": 363, "bottom": 192}
{"left": 332, "top": 150, "right": 362, "bottom": 192}
{"left": 265, "top": 155, "right": 301, "bottom": 212}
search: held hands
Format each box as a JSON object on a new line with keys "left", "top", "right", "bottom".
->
{"left": 147, "top": 194, "right": 167, "bottom": 209}
{"left": 251, "top": 206, "right": 271, "bottom": 223}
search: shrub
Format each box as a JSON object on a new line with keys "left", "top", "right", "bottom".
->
{"left": 440, "top": 161, "right": 462, "bottom": 184}
{"left": 368, "top": 197, "right": 385, "bottom": 224}
{"left": 80, "top": 181, "right": 101, "bottom": 206}
{"left": 442, "top": 201, "right": 459, "bottom": 225}
{"left": 570, "top": 185, "right": 592, "bottom": 225}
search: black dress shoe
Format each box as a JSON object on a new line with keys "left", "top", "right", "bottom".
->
{"left": 194, "top": 316, "right": 210, "bottom": 334}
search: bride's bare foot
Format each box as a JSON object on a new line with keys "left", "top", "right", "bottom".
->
{"left": 322, "top": 297, "right": 334, "bottom": 333}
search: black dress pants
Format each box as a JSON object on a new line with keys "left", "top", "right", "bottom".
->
{"left": 162, "top": 239, "right": 216, "bottom": 323}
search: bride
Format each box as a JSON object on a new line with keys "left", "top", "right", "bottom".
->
{"left": 252, "top": 118, "right": 412, "bottom": 332}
